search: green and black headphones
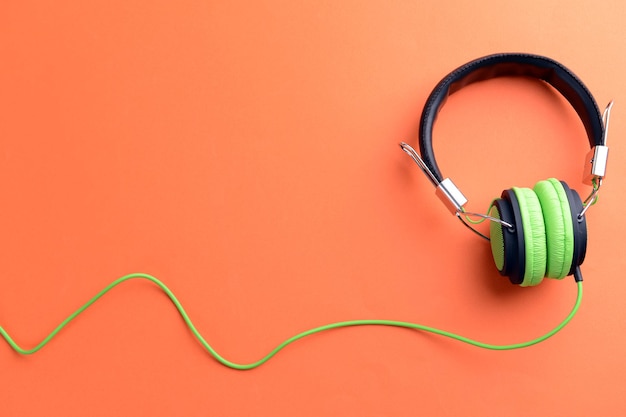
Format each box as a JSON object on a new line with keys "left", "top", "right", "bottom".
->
{"left": 401, "top": 53, "right": 612, "bottom": 287}
{"left": 0, "top": 53, "right": 613, "bottom": 368}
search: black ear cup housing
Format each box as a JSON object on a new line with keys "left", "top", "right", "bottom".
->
{"left": 560, "top": 181, "right": 588, "bottom": 274}
{"left": 490, "top": 190, "right": 526, "bottom": 285}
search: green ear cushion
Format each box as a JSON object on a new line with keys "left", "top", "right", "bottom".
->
{"left": 533, "top": 179, "right": 575, "bottom": 279}
{"left": 512, "top": 187, "right": 546, "bottom": 287}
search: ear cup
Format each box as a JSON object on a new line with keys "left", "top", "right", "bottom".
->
{"left": 533, "top": 179, "right": 574, "bottom": 279}
{"left": 560, "top": 181, "right": 588, "bottom": 274}
{"left": 489, "top": 181, "right": 588, "bottom": 286}
{"left": 511, "top": 187, "right": 547, "bottom": 287}
{"left": 489, "top": 195, "right": 525, "bottom": 285}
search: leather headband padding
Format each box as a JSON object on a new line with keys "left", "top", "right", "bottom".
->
{"left": 418, "top": 53, "right": 604, "bottom": 182}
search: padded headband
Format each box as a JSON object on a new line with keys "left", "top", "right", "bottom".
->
{"left": 418, "top": 53, "right": 604, "bottom": 183}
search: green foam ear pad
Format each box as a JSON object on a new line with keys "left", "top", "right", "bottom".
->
{"left": 534, "top": 179, "right": 574, "bottom": 279}
{"left": 512, "top": 187, "right": 547, "bottom": 287}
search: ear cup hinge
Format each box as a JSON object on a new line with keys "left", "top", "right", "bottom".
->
{"left": 400, "top": 142, "right": 514, "bottom": 240}
{"left": 436, "top": 178, "right": 468, "bottom": 214}
{"left": 579, "top": 178, "right": 602, "bottom": 219}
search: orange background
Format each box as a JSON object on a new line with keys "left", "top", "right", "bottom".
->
{"left": 1, "top": 1, "right": 625, "bottom": 416}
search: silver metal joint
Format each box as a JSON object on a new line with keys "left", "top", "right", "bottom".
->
{"left": 584, "top": 100, "right": 613, "bottom": 185}
{"left": 399, "top": 141, "right": 514, "bottom": 241}
{"left": 583, "top": 145, "right": 609, "bottom": 185}
{"left": 436, "top": 178, "right": 468, "bottom": 214}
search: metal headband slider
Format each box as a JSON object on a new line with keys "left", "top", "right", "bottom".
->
{"left": 583, "top": 101, "right": 614, "bottom": 185}
{"left": 583, "top": 145, "right": 609, "bottom": 185}
{"left": 436, "top": 178, "right": 468, "bottom": 214}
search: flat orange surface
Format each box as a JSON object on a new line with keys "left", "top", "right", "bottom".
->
{"left": 1, "top": 1, "right": 625, "bottom": 416}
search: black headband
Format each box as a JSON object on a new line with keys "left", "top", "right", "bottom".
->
{"left": 418, "top": 53, "right": 604, "bottom": 183}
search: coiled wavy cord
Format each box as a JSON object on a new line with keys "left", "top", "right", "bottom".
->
{"left": 0, "top": 273, "right": 583, "bottom": 370}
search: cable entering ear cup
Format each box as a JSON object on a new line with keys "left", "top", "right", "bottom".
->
{"left": 511, "top": 187, "right": 547, "bottom": 287}
{"left": 533, "top": 179, "right": 575, "bottom": 279}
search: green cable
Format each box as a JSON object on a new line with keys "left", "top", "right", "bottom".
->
{"left": 461, "top": 199, "right": 498, "bottom": 224}
{"left": 463, "top": 211, "right": 487, "bottom": 224}
{"left": 0, "top": 273, "right": 583, "bottom": 370}
{"left": 591, "top": 178, "right": 600, "bottom": 206}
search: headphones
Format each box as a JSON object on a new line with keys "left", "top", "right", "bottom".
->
{"left": 1, "top": 53, "right": 612, "bottom": 367}
{"left": 401, "top": 53, "right": 612, "bottom": 287}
